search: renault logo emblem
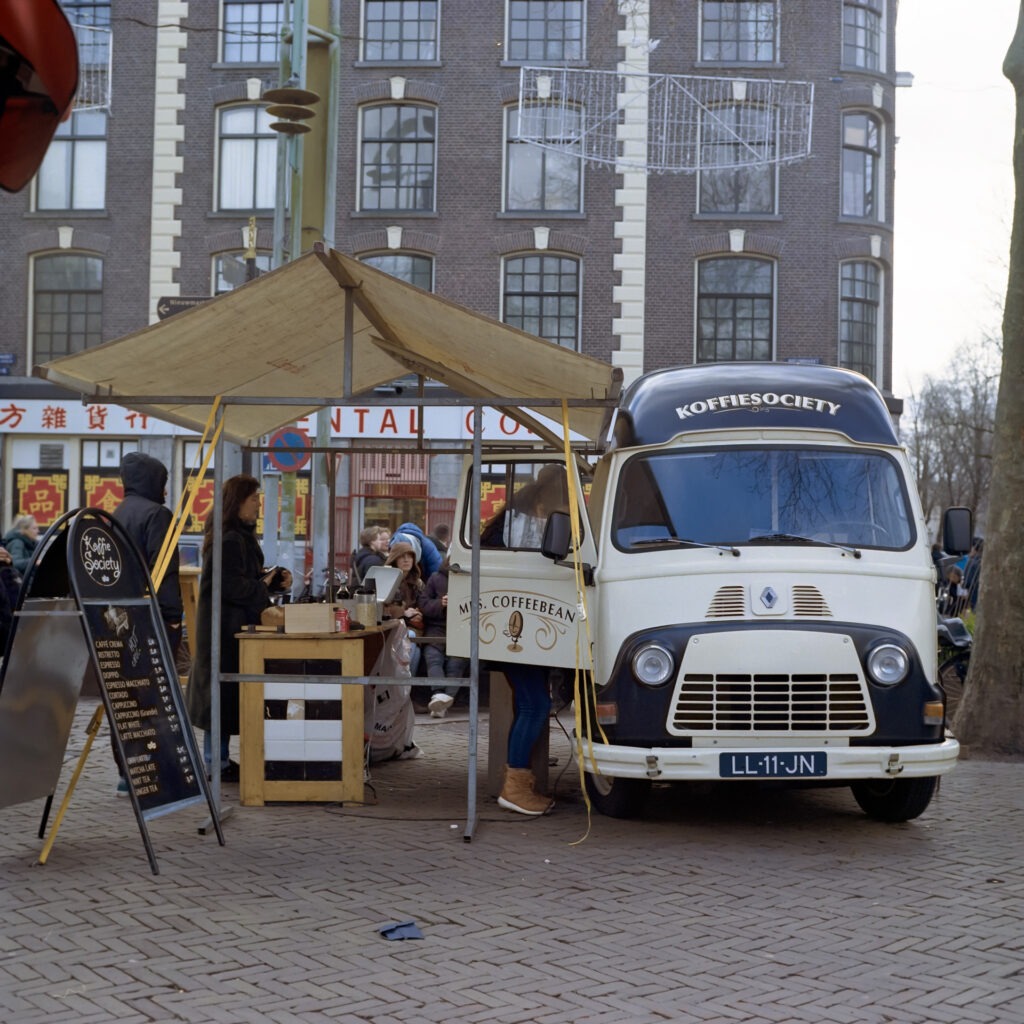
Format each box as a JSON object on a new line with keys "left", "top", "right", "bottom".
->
{"left": 760, "top": 586, "right": 778, "bottom": 609}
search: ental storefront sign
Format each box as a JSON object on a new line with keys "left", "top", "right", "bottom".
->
{"left": 0, "top": 400, "right": 577, "bottom": 441}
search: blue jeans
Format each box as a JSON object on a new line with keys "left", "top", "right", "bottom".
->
{"left": 203, "top": 730, "right": 231, "bottom": 769}
{"left": 503, "top": 664, "right": 551, "bottom": 769}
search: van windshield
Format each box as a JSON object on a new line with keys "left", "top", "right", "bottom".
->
{"left": 611, "top": 446, "right": 914, "bottom": 551}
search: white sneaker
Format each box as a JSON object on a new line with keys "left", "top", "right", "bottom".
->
{"left": 397, "top": 742, "right": 423, "bottom": 760}
{"left": 428, "top": 693, "right": 454, "bottom": 717}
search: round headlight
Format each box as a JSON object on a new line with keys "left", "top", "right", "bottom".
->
{"left": 866, "top": 643, "right": 910, "bottom": 685}
{"left": 632, "top": 644, "right": 674, "bottom": 686}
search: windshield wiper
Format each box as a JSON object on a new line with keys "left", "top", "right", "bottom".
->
{"left": 628, "top": 537, "right": 741, "bottom": 557}
{"left": 748, "top": 533, "right": 861, "bottom": 559}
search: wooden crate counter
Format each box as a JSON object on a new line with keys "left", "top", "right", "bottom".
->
{"left": 236, "top": 625, "right": 389, "bottom": 806}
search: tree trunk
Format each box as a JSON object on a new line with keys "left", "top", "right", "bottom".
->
{"left": 954, "top": 2, "right": 1024, "bottom": 755}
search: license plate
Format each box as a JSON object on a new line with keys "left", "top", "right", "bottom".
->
{"left": 719, "top": 751, "right": 827, "bottom": 778}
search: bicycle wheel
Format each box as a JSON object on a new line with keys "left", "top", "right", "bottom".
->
{"left": 938, "top": 650, "right": 970, "bottom": 727}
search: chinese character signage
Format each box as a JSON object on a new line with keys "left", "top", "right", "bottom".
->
{"left": 15, "top": 471, "right": 68, "bottom": 526}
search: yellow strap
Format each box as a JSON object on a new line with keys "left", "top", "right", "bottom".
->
{"left": 151, "top": 398, "right": 222, "bottom": 591}
{"left": 559, "top": 401, "right": 608, "bottom": 845}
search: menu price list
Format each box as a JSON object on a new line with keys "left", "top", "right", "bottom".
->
{"left": 85, "top": 604, "right": 202, "bottom": 812}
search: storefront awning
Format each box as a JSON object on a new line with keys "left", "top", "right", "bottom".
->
{"left": 35, "top": 247, "right": 622, "bottom": 447}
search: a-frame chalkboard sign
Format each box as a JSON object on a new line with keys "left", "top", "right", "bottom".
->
{"left": 0, "top": 507, "right": 223, "bottom": 873}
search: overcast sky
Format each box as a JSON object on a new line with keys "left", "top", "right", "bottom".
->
{"left": 892, "top": 1, "right": 1019, "bottom": 393}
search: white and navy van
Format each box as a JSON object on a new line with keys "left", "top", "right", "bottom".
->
{"left": 448, "top": 363, "right": 971, "bottom": 822}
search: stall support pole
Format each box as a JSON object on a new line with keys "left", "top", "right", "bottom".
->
{"left": 199, "top": 409, "right": 233, "bottom": 834}
{"left": 464, "top": 405, "right": 484, "bottom": 841}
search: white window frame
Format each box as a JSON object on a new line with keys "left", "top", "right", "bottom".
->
{"left": 698, "top": 1, "right": 779, "bottom": 64}
{"left": 215, "top": 104, "right": 277, "bottom": 212}
{"left": 220, "top": 1, "right": 284, "bottom": 64}
{"left": 358, "top": 102, "right": 438, "bottom": 213}
{"left": 505, "top": 1, "right": 585, "bottom": 63}
{"left": 33, "top": 108, "right": 107, "bottom": 211}
{"left": 360, "top": 0, "right": 440, "bottom": 62}
{"left": 503, "top": 103, "right": 584, "bottom": 214}
{"left": 697, "top": 101, "right": 778, "bottom": 215}
{"left": 842, "top": 0, "right": 886, "bottom": 74}
{"left": 841, "top": 110, "right": 884, "bottom": 222}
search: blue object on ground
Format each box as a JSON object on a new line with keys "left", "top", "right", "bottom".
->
{"left": 377, "top": 920, "right": 424, "bottom": 940}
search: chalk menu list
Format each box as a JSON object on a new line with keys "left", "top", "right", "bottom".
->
{"left": 84, "top": 603, "right": 202, "bottom": 815}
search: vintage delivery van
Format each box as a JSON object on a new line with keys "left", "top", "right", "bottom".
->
{"left": 447, "top": 363, "right": 969, "bottom": 822}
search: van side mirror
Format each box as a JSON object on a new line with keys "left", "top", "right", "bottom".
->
{"left": 541, "top": 511, "right": 572, "bottom": 561}
{"left": 942, "top": 507, "right": 973, "bottom": 557}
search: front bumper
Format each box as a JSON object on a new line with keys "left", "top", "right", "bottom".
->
{"left": 574, "top": 737, "right": 960, "bottom": 781}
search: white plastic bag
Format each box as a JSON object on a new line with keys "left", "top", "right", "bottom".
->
{"left": 365, "top": 622, "right": 415, "bottom": 763}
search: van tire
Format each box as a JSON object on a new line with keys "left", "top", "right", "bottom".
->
{"left": 584, "top": 772, "right": 648, "bottom": 819}
{"left": 850, "top": 776, "right": 938, "bottom": 822}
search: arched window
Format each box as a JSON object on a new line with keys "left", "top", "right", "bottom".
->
{"left": 361, "top": 253, "right": 434, "bottom": 291}
{"left": 217, "top": 105, "right": 276, "bottom": 210}
{"left": 842, "top": 111, "right": 882, "bottom": 220}
{"left": 213, "top": 251, "right": 272, "bottom": 293}
{"left": 839, "top": 260, "right": 882, "bottom": 380}
{"left": 32, "top": 253, "right": 104, "bottom": 363}
{"left": 696, "top": 256, "right": 774, "bottom": 362}
{"left": 502, "top": 254, "right": 580, "bottom": 350}
{"left": 359, "top": 104, "right": 436, "bottom": 212}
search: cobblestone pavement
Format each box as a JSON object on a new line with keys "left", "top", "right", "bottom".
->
{"left": 1, "top": 698, "right": 1022, "bottom": 1024}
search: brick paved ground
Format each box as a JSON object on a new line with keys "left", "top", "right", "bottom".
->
{"left": 1, "top": 698, "right": 1022, "bottom": 1024}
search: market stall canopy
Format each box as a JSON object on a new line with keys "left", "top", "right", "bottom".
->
{"left": 35, "top": 247, "right": 622, "bottom": 447}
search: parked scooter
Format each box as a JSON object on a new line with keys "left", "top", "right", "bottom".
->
{"left": 937, "top": 612, "right": 972, "bottom": 726}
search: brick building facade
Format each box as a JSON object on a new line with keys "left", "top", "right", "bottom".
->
{"left": 0, "top": 1, "right": 901, "bottom": 549}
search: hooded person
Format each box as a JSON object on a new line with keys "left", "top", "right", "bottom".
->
{"left": 391, "top": 522, "right": 441, "bottom": 578}
{"left": 113, "top": 452, "right": 183, "bottom": 653}
{"left": 111, "top": 451, "right": 183, "bottom": 797}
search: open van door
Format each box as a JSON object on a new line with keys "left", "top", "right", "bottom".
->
{"left": 447, "top": 454, "right": 596, "bottom": 668}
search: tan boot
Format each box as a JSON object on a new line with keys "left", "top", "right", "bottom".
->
{"left": 498, "top": 766, "right": 554, "bottom": 816}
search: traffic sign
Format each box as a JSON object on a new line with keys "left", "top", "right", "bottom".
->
{"left": 156, "top": 295, "right": 211, "bottom": 320}
{"left": 266, "top": 428, "right": 311, "bottom": 472}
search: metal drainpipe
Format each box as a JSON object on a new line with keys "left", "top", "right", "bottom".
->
{"left": 310, "top": 0, "right": 341, "bottom": 591}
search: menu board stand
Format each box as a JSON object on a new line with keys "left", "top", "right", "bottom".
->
{"left": 0, "top": 508, "right": 224, "bottom": 875}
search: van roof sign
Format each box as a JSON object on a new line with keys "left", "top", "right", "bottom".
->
{"left": 613, "top": 363, "right": 898, "bottom": 448}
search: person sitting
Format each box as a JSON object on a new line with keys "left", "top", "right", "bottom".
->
{"left": 940, "top": 565, "right": 968, "bottom": 618}
{"left": 418, "top": 556, "right": 467, "bottom": 718}
{"left": 352, "top": 524, "right": 389, "bottom": 585}
{"left": 2, "top": 515, "right": 39, "bottom": 574}
{"left": 383, "top": 541, "right": 425, "bottom": 677}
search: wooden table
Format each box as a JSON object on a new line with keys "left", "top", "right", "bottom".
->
{"left": 236, "top": 626, "right": 388, "bottom": 807}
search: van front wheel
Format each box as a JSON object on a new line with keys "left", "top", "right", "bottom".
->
{"left": 584, "top": 772, "right": 648, "bottom": 819}
{"left": 850, "top": 776, "right": 938, "bottom": 822}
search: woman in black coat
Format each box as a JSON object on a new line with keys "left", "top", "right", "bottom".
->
{"left": 186, "top": 474, "right": 291, "bottom": 777}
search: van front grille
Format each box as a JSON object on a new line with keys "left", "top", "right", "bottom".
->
{"left": 671, "top": 674, "right": 871, "bottom": 733}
